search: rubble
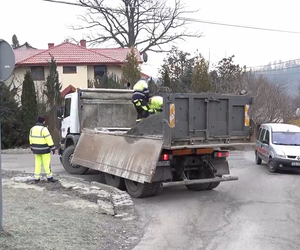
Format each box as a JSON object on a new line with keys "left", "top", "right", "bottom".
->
{"left": 9, "top": 172, "right": 136, "bottom": 219}
{"left": 126, "top": 113, "right": 164, "bottom": 136}
{"left": 2, "top": 147, "right": 31, "bottom": 154}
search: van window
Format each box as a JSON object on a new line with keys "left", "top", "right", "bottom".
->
{"left": 265, "top": 130, "right": 270, "bottom": 143}
{"left": 257, "top": 128, "right": 262, "bottom": 140}
{"left": 64, "top": 98, "right": 71, "bottom": 118}
{"left": 259, "top": 129, "right": 266, "bottom": 142}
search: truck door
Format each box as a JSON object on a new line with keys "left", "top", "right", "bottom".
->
{"left": 61, "top": 97, "right": 71, "bottom": 139}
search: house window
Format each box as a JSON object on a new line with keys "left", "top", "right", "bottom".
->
{"left": 63, "top": 66, "right": 77, "bottom": 74}
{"left": 30, "top": 66, "right": 45, "bottom": 81}
{"left": 94, "top": 65, "right": 107, "bottom": 78}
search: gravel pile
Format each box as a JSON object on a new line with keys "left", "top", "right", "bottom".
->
{"left": 0, "top": 175, "right": 143, "bottom": 250}
{"left": 126, "top": 113, "right": 164, "bottom": 136}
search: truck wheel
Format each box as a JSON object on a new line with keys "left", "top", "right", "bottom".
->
{"left": 255, "top": 151, "right": 262, "bottom": 165}
{"left": 104, "top": 173, "right": 126, "bottom": 190}
{"left": 124, "top": 179, "right": 163, "bottom": 198}
{"left": 207, "top": 182, "right": 220, "bottom": 190}
{"left": 62, "top": 145, "right": 89, "bottom": 175}
{"left": 185, "top": 183, "right": 211, "bottom": 191}
{"left": 268, "top": 159, "right": 277, "bottom": 173}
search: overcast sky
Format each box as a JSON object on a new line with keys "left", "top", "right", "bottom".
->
{"left": 2, "top": 0, "right": 300, "bottom": 77}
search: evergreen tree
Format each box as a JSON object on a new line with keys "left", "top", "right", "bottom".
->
{"left": 43, "top": 56, "right": 62, "bottom": 145}
{"left": 21, "top": 71, "right": 38, "bottom": 145}
{"left": 12, "top": 34, "right": 20, "bottom": 48}
{"left": 121, "top": 47, "right": 141, "bottom": 86}
{"left": 44, "top": 56, "right": 62, "bottom": 110}
{"left": 191, "top": 54, "right": 212, "bottom": 92}
{"left": 160, "top": 66, "right": 171, "bottom": 88}
{"left": 0, "top": 83, "right": 23, "bottom": 149}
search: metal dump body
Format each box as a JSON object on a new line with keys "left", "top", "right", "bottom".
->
{"left": 78, "top": 88, "right": 137, "bottom": 130}
{"left": 72, "top": 88, "right": 253, "bottom": 183}
{"left": 161, "top": 92, "right": 253, "bottom": 148}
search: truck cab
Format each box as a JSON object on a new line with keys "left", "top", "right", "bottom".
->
{"left": 255, "top": 123, "right": 300, "bottom": 173}
{"left": 56, "top": 92, "right": 80, "bottom": 161}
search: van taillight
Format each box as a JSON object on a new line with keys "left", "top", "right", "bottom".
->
{"left": 214, "top": 151, "right": 229, "bottom": 158}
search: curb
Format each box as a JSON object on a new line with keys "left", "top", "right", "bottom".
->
{"left": 2, "top": 169, "right": 135, "bottom": 220}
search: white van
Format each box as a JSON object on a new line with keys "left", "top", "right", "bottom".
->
{"left": 255, "top": 123, "right": 300, "bottom": 173}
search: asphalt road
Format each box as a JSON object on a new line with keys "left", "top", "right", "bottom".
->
{"left": 3, "top": 151, "right": 300, "bottom": 250}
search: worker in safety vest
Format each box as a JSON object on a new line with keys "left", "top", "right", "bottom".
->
{"left": 149, "top": 95, "right": 163, "bottom": 114}
{"left": 132, "top": 77, "right": 150, "bottom": 123}
{"left": 29, "top": 116, "right": 57, "bottom": 183}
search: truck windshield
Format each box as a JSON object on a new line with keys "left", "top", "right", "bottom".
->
{"left": 272, "top": 132, "right": 300, "bottom": 146}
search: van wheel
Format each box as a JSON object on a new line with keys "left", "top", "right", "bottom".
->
{"left": 104, "top": 173, "right": 126, "bottom": 190}
{"left": 255, "top": 151, "right": 262, "bottom": 165}
{"left": 62, "top": 146, "right": 89, "bottom": 175}
{"left": 124, "top": 179, "right": 163, "bottom": 198}
{"left": 268, "top": 159, "right": 277, "bottom": 173}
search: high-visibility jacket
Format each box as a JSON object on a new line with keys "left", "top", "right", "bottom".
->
{"left": 133, "top": 80, "right": 149, "bottom": 102}
{"left": 149, "top": 96, "right": 163, "bottom": 113}
{"left": 29, "top": 123, "right": 55, "bottom": 154}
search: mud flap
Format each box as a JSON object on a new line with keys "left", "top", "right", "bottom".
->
{"left": 72, "top": 131, "right": 163, "bottom": 183}
{"left": 210, "top": 159, "right": 230, "bottom": 176}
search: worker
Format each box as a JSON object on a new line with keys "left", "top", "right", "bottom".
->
{"left": 149, "top": 95, "right": 163, "bottom": 114}
{"left": 29, "top": 115, "right": 57, "bottom": 183}
{"left": 132, "top": 77, "right": 150, "bottom": 123}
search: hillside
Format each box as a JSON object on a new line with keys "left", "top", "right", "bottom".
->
{"left": 253, "top": 59, "right": 300, "bottom": 96}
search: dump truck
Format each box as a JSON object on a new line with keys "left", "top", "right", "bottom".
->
{"left": 56, "top": 88, "right": 254, "bottom": 198}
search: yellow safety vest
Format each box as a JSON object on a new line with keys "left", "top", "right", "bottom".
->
{"left": 149, "top": 96, "right": 163, "bottom": 113}
{"left": 29, "top": 124, "right": 55, "bottom": 154}
{"left": 133, "top": 80, "right": 149, "bottom": 94}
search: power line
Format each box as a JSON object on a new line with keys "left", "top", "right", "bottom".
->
{"left": 40, "top": 0, "right": 300, "bottom": 35}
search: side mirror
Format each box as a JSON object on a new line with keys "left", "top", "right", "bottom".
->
{"left": 262, "top": 140, "right": 269, "bottom": 145}
{"left": 56, "top": 106, "right": 64, "bottom": 120}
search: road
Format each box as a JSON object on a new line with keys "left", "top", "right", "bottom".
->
{"left": 2, "top": 151, "right": 300, "bottom": 250}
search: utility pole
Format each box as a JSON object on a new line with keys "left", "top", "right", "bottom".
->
{"left": 0, "top": 39, "right": 16, "bottom": 232}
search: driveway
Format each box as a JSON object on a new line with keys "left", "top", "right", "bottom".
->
{"left": 2, "top": 151, "right": 300, "bottom": 250}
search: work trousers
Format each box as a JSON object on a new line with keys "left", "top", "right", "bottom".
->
{"left": 34, "top": 153, "right": 53, "bottom": 180}
{"left": 132, "top": 99, "right": 149, "bottom": 123}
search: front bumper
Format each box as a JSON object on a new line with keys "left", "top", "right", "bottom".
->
{"left": 272, "top": 157, "right": 300, "bottom": 170}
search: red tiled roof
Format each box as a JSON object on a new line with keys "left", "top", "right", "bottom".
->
{"left": 91, "top": 48, "right": 143, "bottom": 63}
{"left": 14, "top": 42, "right": 143, "bottom": 66}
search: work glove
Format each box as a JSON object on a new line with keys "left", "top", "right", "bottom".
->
{"left": 52, "top": 149, "right": 56, "bottom": 155}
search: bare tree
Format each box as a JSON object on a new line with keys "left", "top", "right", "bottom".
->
{"left": 73, "top": 0, "right": 200, "bottom": 53}
{"left": 246, "top": 74, "right": 294, "bottom": 124}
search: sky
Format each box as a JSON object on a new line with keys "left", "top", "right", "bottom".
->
{"left": 2, "top": 0, "right": 300, "bottom": 77}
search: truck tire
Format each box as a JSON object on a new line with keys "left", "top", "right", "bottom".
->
{"left": 62, "top": 146, "right": 89, "bottom": 175}
{"left": 255, "top": 151, "right": 262, "bottom": 165}
{"left": 207, "top": 182, "right": 220, "bottom": 190}
{"left": 104, "top": 173, "right": 126, "bottom": 190}
{"left": 124, "top": 179, "right": 163, "bottom": 198}
{"left": 185, "top": 183, "right": 211, "bottom": 191}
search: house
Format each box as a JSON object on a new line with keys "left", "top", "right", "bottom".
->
{"left": 8, "top": 40, "right": 145, "bottom": 99}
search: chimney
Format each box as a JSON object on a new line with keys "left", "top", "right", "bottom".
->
{"left": 48, "top": 43, "right": 54, "bottom": 49}
{"left": 80, "top": 39, "right": 86, "bottom": 48}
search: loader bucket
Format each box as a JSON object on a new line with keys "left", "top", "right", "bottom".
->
{"left": 72, "top": 130, "right": 164, "bottom": 183}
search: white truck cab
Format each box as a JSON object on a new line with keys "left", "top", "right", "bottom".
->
{"left": 255, "top": 123, "right": 300, "bottom": 173}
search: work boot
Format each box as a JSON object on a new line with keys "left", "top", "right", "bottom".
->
{"left": 47, "top": 177, "right": 58, "bottom": 183}
{"left": 34, "top": 179, "right": 40, "bottom": 184}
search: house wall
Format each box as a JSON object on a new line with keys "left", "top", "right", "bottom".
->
{"left": 5, "top": 64, "right": 124, "bottom": 103}
{"left": 87, "top": 65, "right": 122, "bottom": 81}
{"left": 57, "top": 65, "right": 88, "bottom": 89}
